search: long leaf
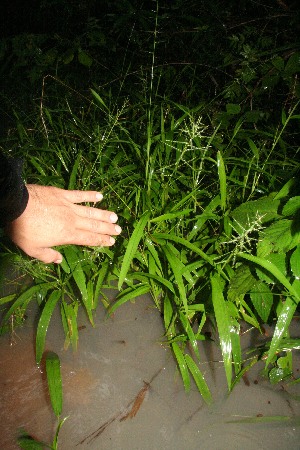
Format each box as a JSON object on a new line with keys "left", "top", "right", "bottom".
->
{"left": 109, "top": 283, "right": 150, "bottom": 315}
{"left": 217, "top": 150, "right": 227, "bottom": 211}
{"left": 45, "top": 351, "right": 63, "bottom": 417}
{"left": 64, "top": 246, "right": 93, "bottom": 324}
{"left": 152, "top": 233, "right": 218, "bottom": 271}
{"left": 265, "top": 295, "right": 297, "bottom": 367}
{"left": 1, "top": 283, "right": 52, "bottom": 328}
{"left": 118, "top": 211, "right": 151, "bottom": 290}
{"left": 171, "top": 342, "right": 190, "bottom": 392}
{"left": 150, "top": 209, "right": 192, "bottom": 223}
{"left": 185, "top": 354, "right": 212, "bottom": 404}
{"left": 210, "top": 273, "right": 232, "bottom": 389}
{"left": 36, "top": 290, "right": 61, "bottom": 364}
{"left": 163, "top": 244, "right": 187, "bottom": 313}
{"left": 238, "top": 252, "right": 300, "bottom": 300}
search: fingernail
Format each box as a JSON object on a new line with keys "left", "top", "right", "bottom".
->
{"left": 54, "top": 258, "right": 62, "bottom": 264}
{"left": 110, "top": 213, "right": 118, "bottom": 223}
{"left": 110, "top": 237, "right": 115, "bottom": 245}
{"left": 96, "top": 192, "right": 103, "bottom": 201}
{"left": 115, "top": 225, "right": 122, "bottom": 234}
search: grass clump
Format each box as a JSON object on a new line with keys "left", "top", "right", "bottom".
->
{"left": 1, "top": 1, "right": 300, "bottom": 406}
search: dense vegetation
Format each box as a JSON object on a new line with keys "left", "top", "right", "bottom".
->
{"left": 1, "top": 1, "right": 300, "bottom": 444}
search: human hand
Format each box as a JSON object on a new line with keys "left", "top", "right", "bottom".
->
{"left": 6, "top": 184, "right": 122, "bottom": 264}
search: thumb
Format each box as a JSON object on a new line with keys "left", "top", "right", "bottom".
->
{"left": 32, "top": 247, "right": 63, "bottom": 264}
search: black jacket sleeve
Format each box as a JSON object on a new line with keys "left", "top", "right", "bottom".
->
{"left": 0, "top": 152, "right": 29, "bottom": 227}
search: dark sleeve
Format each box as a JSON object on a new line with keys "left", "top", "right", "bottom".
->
{"left": 0, "top": 152, "right": 29, "bottom": 227}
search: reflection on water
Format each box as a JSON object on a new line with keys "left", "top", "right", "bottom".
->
{"left": 0, "top": 294, "right": 300, "bottom": 450}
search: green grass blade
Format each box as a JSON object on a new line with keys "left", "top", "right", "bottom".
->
{"left": 217, "top": 150, "right": 227, "bottom": 211}
{"left": 145, "top": 237, "right": 163, "bottom": 274}
{"left": 185, "top": 354, "right": 212, "bottom": 404}
{"left": 0, "top": 293, "right": 16, "bottom": 306}
{"left": 60, "top": 301, "right": 79, "bottom": 351}
{"left": 163, "top": 244, "right": 188, "bottom": 313}
{"left": 150, "top": 209, "right": 193, "bottom": 223}
{"left": 152, "top": 233, "right": 217, "bottom": 270}
{"left": 136, "top": 272, "right": 175, "bottom": 293}
{"left": 36, "top": 290, "right": 61, "bottom": 364}
{"left": 179, "top": 311, "right": 200, "bottom": 359}
{"left": 64, "top": 246, "right": 93, "bottom": 324}
{"left": 1, "top": 283, "right": 52, "bottom": 329}
{"left": 68, "top": 152, "right": 81, "bottom": 190}
{"left": 109, "top": 283, "right": 151, "bottom": 315}
{"left": 118, "top": 211, "right": 151, "bottom": 290}
{"left": 45, "top": 351, "right": 63, "bottom": 417}
{"left": 52, "top": 416, "right": 68, "bottom": 449}
{"left": 171, "top": 342, "right": 190, "bottom": 392}
{"left": 210, "top": 273, "right": 232, "bottom": 389}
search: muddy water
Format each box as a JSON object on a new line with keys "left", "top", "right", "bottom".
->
{"left": 0, "top": 293, "right": 300, "bottom": 450}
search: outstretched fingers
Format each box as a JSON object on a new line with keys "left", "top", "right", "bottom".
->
{"left": 63, "top": 189, "right": 104, "bottom": 204}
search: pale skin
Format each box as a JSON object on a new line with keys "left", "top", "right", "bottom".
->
{"left": 6, "top": 184, "right": 122, "bottom": 264}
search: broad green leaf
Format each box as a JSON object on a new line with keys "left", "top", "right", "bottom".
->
{"left": 250, "top": 280, "right": 273, "bottom": 322}
{"left": 171, "top": 342, "right": 190, "bottom": 392}
{"left": 118, "top": 211, "right": 151, "bottom": 290}
{"left": 282, "top": 196, "right": 300, "bottom": 216}
{"left": 109, "top": 284, "right": 150, "bottom": 315}
{"left": 291, "top": 245, "right": 300, "bottom": 278}
{"left": 210, "top": 273, "right": 232, "bottom": 389}
{"left": 258, "top": 219, "right": 300, "bottom": 254}
{"left": 36, "top": 290, "right": 61, "bottom": 364}
{"left": 185, "top": 354, "right": 212, "bottom": 404}
{"left": 238, "top": 252, "right": 300, "bottom": 299}
{"left": 227, "top": 265, "right": 257, "bottom": 302}
{"left": 273, "top": 178, "right": 296, "bottom": 200}
{"left": 45, "top": 351, "right": 63, "bottom": 417}
{"left": 256, "top": 252, "right": 286, "bottom": 284}
{"left": 217, "top": 150, "right": 227, "bottom": 211}
{"left": 231, "top": 197, "right": 281, "bottom": 233}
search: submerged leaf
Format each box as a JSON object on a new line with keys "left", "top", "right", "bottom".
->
{"left": 45, "top": 351, "right": 63, "bottom": 417}
{"left": 172, "top": 342, "right": 190, "bottom": 392}
{"left": 185, "top": 354, "right": 212, "bottom": 404}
